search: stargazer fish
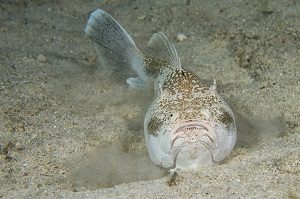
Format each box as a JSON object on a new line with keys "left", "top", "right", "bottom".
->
{"left": 84, "top": 9, "right": 237, "bottom": 171}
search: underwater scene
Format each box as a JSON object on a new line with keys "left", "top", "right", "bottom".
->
{"left": 0, "top": 0, "right": 299, "bottom": 198}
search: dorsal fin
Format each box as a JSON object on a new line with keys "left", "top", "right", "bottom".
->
{"left": 146, "top": 32, "right": 182, "bottom": 69}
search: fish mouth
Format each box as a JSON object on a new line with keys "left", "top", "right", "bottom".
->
{"left": 172, "top": 121, "right": 217, "bottom": 145}
{"left": 166, "top": 121, "right": 218, "bottom": 168}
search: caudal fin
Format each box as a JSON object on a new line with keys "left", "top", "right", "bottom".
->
{"left": 84, "top": 9, "right": 147, "bottom": 82}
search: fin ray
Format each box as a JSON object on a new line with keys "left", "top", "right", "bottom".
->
{"left": 146, "top": 32, "right": 181, "bottom": 69}
{"left": 126, "top": 77, "right": 146, "bottom": 89}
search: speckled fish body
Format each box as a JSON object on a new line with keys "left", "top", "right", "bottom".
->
{"left": 144, "top": 66, "right": 236, "bottom": 170}
{"left": 85, "top": 9, "right": 237, "bottom": 171}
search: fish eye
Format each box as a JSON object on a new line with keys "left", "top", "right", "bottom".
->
{"left": 170, "top": 114, "right": 173, "bottom": 117}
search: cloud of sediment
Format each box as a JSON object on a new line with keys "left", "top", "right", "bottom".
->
{"left": 69, "top": 144, "right": 167, "bottom": 190}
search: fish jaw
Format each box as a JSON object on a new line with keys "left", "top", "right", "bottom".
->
{"left": 172, "top": 121, "right": 236, "bottom": 170}
{"left": 174, "top": 144, "right": 214, "bottom": 170}
{"left": 145, "top": 120, "right": 236, "bottom": 170}
{"left": 167, "top": 122, "right": 217, "bottom": 169}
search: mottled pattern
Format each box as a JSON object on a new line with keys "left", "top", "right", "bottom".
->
{"left": 146, "top": 116, "right": 164, "bottom": 136}
{"left": 144, "top": 57, "right": 169, "bottom": 77}
{"left": 218, "top": 108, "right": 234, "bottom": 128}
{"left": 146, "top": 67, "right": 234, "bottom": 130}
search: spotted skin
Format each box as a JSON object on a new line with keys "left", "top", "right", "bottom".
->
{"left": 146, "top": 67, "right": 234, "bottom": 130}
{"left": 147, "top": 116, "right": 164, "bottom": 136}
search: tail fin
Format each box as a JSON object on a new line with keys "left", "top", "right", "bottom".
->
{"left": 84, "top": 9, "right": 147, "bottom": 82}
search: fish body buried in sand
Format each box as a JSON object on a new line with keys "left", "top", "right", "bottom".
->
{"left": 85, "top": 9, "right": 237, "bottom": 171}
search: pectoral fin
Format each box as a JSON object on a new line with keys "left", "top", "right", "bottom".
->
{"left": 85, "top": 9, "right": 147, "bottom": 82}
{"left": 126, "top": 77, "right": 145, "bottom": 89}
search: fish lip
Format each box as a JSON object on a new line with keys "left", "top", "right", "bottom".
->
{"left": 172, "top": 121, "right": 212, "bottom": 135}
{"left": 174, "top": 122, "right": 216, "bottom": 147}
{"left": 168, "top": 121, "right": 217, "bottom": 163}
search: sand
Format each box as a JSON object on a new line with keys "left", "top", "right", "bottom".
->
{"left": 0, "top": 0, "right": 299, "bottom": 198}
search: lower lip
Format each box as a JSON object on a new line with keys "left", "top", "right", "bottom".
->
{"left": 173, "top": 121, "right": 210, "bottom": 133}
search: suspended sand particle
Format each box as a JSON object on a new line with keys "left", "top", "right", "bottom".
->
{"left": 176, "top": 33, "right": 187, "bottom": 42}
{"left": 137, "top": 15, "right": 146, "bottom": 20}
{"left": 36, "top": 54, "right": 47, "bottom": 63}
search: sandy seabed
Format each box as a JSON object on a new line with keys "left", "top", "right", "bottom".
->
{"left": 0, "top": 0, "right": 299, "bottom": 198}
